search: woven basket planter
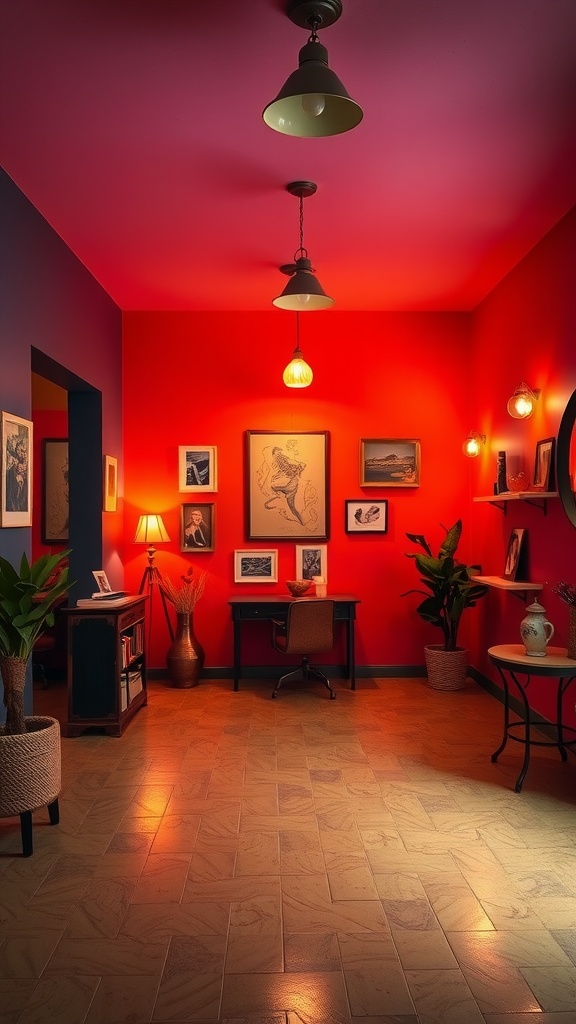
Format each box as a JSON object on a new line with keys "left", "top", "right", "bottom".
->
{"left": 0, "top": 716, "right": 61, "bottom": 818}
{"left": 424, "top": 645, "right": 469, "bottom": 691}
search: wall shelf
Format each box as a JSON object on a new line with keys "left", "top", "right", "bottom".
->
{"left": 473, "top": 575, "right": 543, "bottom": 602}
{"left": 473, "top": 491, "right": 558, "bottom": 514}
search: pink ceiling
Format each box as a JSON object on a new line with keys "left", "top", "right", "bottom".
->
{"left": 1, "top": 0, "right": 576, "bottom": 312}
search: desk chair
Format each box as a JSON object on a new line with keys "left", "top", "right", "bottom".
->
{"left": 270, "top": 599, "right": 336, "bottom": 699}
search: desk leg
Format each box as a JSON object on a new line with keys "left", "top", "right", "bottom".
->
{"left": 233, "top": 620, "right": 241, "bottom": 691}
{"left": 348, "top": 618, "right": 356, "bottom": 690}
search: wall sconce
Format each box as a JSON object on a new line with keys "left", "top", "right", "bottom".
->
{"left": 262, "top": 0, "right": 363, "bottom": 138}
{"left": 273, "top": 181, "right": 334, "bottom": 310}
{"left": 462, "top": 431, "right": 486, "bottom": 458}
{"left": 283, "top": 313, "right": 313, "bottom": 388}
{"left": 507, "top": 382, "right": 540, "bottom": 419}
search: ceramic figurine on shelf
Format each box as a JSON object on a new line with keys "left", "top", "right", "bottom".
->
{"left": 520, "top": 599, "right": 555, "bottom": 657}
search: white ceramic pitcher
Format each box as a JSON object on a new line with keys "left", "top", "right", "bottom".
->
{"left": 520, "top": 599, "right": 555, "bottom": 657}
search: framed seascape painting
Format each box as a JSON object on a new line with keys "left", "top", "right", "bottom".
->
{"left": 360, "top": 438, "right": 420, "bottom": 488}
{"left": 234, "top": 549, "right": 278, "bottom": 583}
{"left": 345, "top": 499, "right": 388, "bottom": 533}
{"left": 533, "top": 437, "right": 555, "bottom": 491}
{"left": 178, "top": 445, "right": 217, "bottom": 492}
{"left": 180, "top": 503, "right": 215, "bottom": 552}
{"left": 246, "top": 430, "right": 329, "bottom": 540}
{"left": 1, "top": 411, "right": 33, "bottom": 527}
{"left": 103, "top": 454, "right": 118, "bottom": 512}
{"left": 295, "top": 543, "right": 327, "bottom": 582}
{"left": 43, "top": 438, "right": 69, "bottom": 543}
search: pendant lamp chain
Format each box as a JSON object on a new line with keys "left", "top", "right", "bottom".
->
{"left": 296, "top": 192, "right": 307, "bottom": 262}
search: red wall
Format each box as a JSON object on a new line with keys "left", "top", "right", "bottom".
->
{"left": 122, "top": 310, "right": 473, "bottom": 670}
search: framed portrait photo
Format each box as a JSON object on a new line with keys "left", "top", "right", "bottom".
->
{"left": 178, "top": 445, "right": 217, "bottom": 492}
{"left": 360, "top": 438, "right": 420, "bottom": 488}
{"left": 295, "top": 543, "right": 327, "bottom": 582}
{"left": 1, "top": 410, "right": 33, "bottom": 527}
{"left": 234, "top": 549, "right": 278, "bottom": 583}
{"left": 345, "top": 499, "right": 388, "bottom": 533}
{"left": 246, "top": 430, "right": 329, "bottom": 540}
{"left": 103, "top": 454, "right": 118, "bottom": 512}
{"left": 181, "top": 502, "right": 215, "bottom": 552}
{"left": 43, "top": 438, "right": 69, "bottom": 543}
{"left": 533, "top": 437, "right": 555, "bottom": 491}
{"left": 503, "top": 527, "right": 526, "bottom": 581}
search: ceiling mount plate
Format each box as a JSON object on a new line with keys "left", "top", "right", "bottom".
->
{"left": 286, "top": 180, "right": 317, "bottom": 198}
{"left": 286, "top": 0, "right": 342, "bottom": 30}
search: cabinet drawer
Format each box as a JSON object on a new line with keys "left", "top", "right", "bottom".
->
{"left": 118, "top": 602, "right": 145, "bottom": 631}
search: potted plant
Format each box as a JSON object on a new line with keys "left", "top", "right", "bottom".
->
{"left": 402, "top": 520, "right": 488, "bottom": 689}
{"left": 0, "top": 550, "right": 72, "bottom": 855}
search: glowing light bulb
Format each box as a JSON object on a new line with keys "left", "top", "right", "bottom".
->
{"left": 462, "top": 432, "right": 485, "bottom": 458}
{"left": 297, "top": 293, "right": 311, "bottom": 305}
{"left": 301, "top": 93, "right": 326, "bottom": 117}
{"left": 283, "top": 350, "right": 313, "bottom": 388}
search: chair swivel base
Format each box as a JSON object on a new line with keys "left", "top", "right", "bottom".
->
{"left": 272, "top": 660, "right": 336, "bottom": 699}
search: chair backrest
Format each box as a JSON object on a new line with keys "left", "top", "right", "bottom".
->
{"left": 283, "top": 600, "right": 335, "bottom": 656}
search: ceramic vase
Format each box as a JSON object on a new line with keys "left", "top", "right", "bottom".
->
{"left": 520, "top": 599, "right": 554, "bottom": 657}
{"left": 166, "top": 612, "right": 205, "bottom": 687}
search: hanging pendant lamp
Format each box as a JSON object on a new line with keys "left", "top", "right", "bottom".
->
{"left": 273, "top": 181, "right": 334, "bottom": 311}
{"left": 263, "top": 0, "right": 363, "bottom": 138}
{"left": 283, "top": 313, "right": 314, "bottom": 388}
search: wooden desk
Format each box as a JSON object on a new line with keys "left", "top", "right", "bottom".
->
{"left": 229, "top": 595, "right": 360, "bottom": 691}
{"left": 488, "top": 644, "right": 576, "bottom": 792}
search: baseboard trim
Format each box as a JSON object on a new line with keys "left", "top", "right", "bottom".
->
{"left": 148, "top": 664, "right": 428, "bottom": 681}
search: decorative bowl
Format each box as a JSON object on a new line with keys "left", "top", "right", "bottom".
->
{"left": 286, "top": 580, "right": 311, "bottom": 597}
{"left": 507, "top": 470, "right": 530, "bottom": 492}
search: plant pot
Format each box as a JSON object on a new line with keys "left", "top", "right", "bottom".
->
{"left": 166, "top": 612, "right": 205, "bottom": 687}
{"left": 424, "top": 644, "right": 469, "bottom": 691}
{"left": 0, "top": 716, "right": 61, "bottom": 818}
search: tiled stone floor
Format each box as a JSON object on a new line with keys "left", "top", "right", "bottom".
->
{"left": 2, "top": 673, "right": 576, "bottom": 1024}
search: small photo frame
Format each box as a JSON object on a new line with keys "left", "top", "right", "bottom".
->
{"left": 43, "top": 438, "right": 69, "bottom": 543}
{"left": 1, "top": 410, "right": 33, "bottom": 527}
{"left": 92, "top": 570, "right": 113, "bottom": 593}
{"left": 179, "top": 446, "right": 217, "bottom": 492}
{"left": 234, "top": 549, "right": 278, "bottom": 583}
{"left": 533, "top": 437, "right": 555, "bottom": 491}
{"left": 103, "top": 455, "right": 118, "bottom": 512}
{"left": 360, "top": 438, "right": 420, "bottom": 488}
{"left": 181, "top": 502, "right": 215, "bottom": 552}
{"left": 345, "top": 499, "right": 388, "bottom": 533}
{"left": 295, "top": 543, "right": 328, "bottom": 582}
{"left": 503, "top": 528, "right": 526, "bottom": 581}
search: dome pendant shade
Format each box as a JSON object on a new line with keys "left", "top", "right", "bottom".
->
{"left": 273, "top": 257, "right": 334, "bottom": 310}
{"left": 263, "top": 38, "right": 363, "bottom": 138}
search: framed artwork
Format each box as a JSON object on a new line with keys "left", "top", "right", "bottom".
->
{"left": 1, "top": 411, "right": 33, "bottom": 527}
{"left": 360, "top": 438, "right": 420, "bottom": 487}
{"left": 178, "top": 445, "right": 217, "bottom": 492}
{"left": 92, "top": 570, "right": 113, "bottom": 593}
{"left": 503, "top": 527, "right": 526, "bottom": 581}
{"left": 103, "top": 454, "right": 118, "bottom": 512}
{"left": 296, "top": 543, "right": 328, "bottom": 582}
{"left": 533, "top": 437, "right": 555, "bottom": 491}
{"left": 345, "top": 499, "right": 388, "bottom": 533}
{"left": 42, "top": 438, "right": 69, "bottom": 543}
{"left": 234, "top": 549, "right": 278, "bottom": 583}
{"left": 180, "top": 502, "right": 215, "bottom": 552}
{"left": 246, "top": 430, "right": 329, "bottom": 540}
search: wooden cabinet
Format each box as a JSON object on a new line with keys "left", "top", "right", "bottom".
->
{"left": 62, "top": 596, "right": 147, "bottom": 737}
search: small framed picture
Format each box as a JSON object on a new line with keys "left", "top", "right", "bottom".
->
{"left": 43, "top": 438, "right": 69, "bottom": 543}
{"left": 295, "top": 543, "right": 328, "bottom": 582}
{"left": 178, "top": 446, "right": 217, "bottom": 492}
{"left": 503, "top": 528, "right": 526, "bottom": 581}
{"left": 1, "top": 410, "right": 33, "bottom": 527}
{"left": 92, "top": 570, "right": 113, "bottom": 593}
{"left": 533, "top": 437, "right": 555, "bottom": 491}
{"left": 345, "top": 499, "right": 388, "bottom": 533}
{"left": 234, "top": 549, "right": 278, "bottom": 583}
{"left": 360, "top": 438, "right": 420, "bottom": 487}
{"left": 181, "top": 502, "right": 215, "bottom": 552}
{"left": 103, "top": 454, "right": 118, "bottom": 512}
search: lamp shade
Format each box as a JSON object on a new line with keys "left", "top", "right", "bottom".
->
{"left": 134, "top": 514, "right": 170, "bottom": 545}
{"left": 283, "top": 347, "right": 314, "bottom": 388}
{"left": 273, "top": 257, "right": 334, "bottom": 311}
{"left": 507, "top": 383, "right": 540, "bottom": 419}
{"left": 263, "top": 39, "right": 363, "bottom": 138}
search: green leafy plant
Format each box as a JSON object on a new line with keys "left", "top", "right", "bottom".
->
{"left": 402, "top": 520, "right": 488, "bottom": 651}
{"left": 0, "top": 550, "right": 72, "bottom": 733}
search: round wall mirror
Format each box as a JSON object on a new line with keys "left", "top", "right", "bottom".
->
{"left": 557, "top": 387, "right": 576, "bottom": 528}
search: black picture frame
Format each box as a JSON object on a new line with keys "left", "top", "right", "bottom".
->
{"left": 533, "top": 437, "right": 555, "bottom": 491}
{"left": 345, "top": 499, "right": 388, "bottom": 533}
{"left": 503, "top": 527, "right": 526, "bottom": 581}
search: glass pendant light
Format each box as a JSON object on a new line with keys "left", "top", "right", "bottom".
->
{"left": 283, "top": 314, "right": 313, "bottom": 388}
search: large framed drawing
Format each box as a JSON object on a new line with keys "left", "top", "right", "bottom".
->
{"left": 360, "top": 438, "right": 420, "bottom": 487}
{"left": 43, "top": 438, "right": 69, "bottom": 543}
{"left": 178, "top": 446, "right": 217, "bottom": 492}
{"left": 1, "top": 411, "right": 33, "bottom": 528}
{"left": 246, "top": 430, "right": 329, "bottom": 540}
